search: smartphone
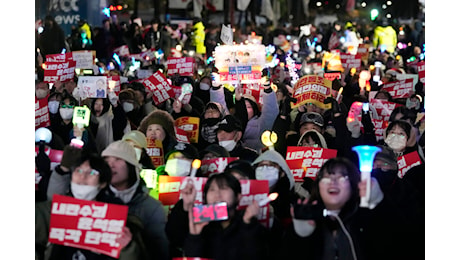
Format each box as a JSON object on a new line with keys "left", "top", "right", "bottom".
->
{"left": 192, "top": 202, "right": 228, "bottom": 223}
{"left": 362, "top": 102, "right": 369, "bottom": 112}
{"left": 293, "top": 203, "right": 324, "bottom": 220}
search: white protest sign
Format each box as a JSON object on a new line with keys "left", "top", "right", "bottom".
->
{"left": 221, "top": 24, "right": 233, "bottom": 45}
{"left": 72, "top": 51, "right": 94, "bottom": 69}
{"left": 76, "top": 76, "right": 108, "bottom": 99}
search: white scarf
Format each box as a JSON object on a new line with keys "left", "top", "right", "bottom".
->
{"left": 109, "top": 179, "right": 139, "bottom": 204}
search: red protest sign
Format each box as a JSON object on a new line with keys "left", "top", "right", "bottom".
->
{"left": 48, "top": 194, "right": 128, "bottom": 258}
{"left": 417, "top": 61, "right": 425, "bottom": 85}
{"left": 237, "top": 179, "right": 270, "bottom": 227}
{"left": 143, "top": 72, "right": 175, "bottom": 106}
{"left": 286, "top": 146, "right": 338, "bottom": 181}
{"left": 166, "top": 57, "right": 195, "bottom": 76}
{"left": 174, "top": 126, "right": 190, "bottom": 144}
{"left": 242, "top": 83, "right": 264, "bottom": 105}
{"left": 200, "top": 157, "right": 239, "bottom": 176}
{"left": 46, "top": 53, "right": 73, "bottom": 63}
{"left": 340, "top": 53, "right": 362, "bottom": 70}
{"left": 381, "top": 79, "right": 414, "bottom": 99}
{"left": 44, "top": 60, "right": 77, "bottom": 83}
{"left": 35, "top": 96, "right": 51, "bottom": 129}
{"left": 146, "top": 138, "right": 164, "bottom": 168}
{"left": 158, "top": 176, "right": 208, "bottom": 214}
{"left": 397, "top": 151, "right": 422, "bottom": 178}
{"left": 175, "top": 117, "right": 200, "bottom": 143}
{"left": 324, "top": 72, "right": 341, "bottom": 82}
{"left": 371, "top": 119, "right": 389, "bottom": 142}
{"left": 369, "top": 99, "right": 403, "bottom": 122}
{"left": 172, "top": 85, "right": 192, "bottom": 105}
{"left": 113, "top": 45, "right": 130, "bottom": 57}
{"left": 291, "top": 75, "right": 332, "bottom": 110}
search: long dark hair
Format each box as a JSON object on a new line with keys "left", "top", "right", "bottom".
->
{"left": 203, "top": 172, "right": 241, "bottom": 206}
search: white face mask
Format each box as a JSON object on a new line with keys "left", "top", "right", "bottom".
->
{"left": 199, "top": 82, "right": 210, "bottom": 91}
{"left": 48, "top": 101, "right": 60, "bottom": 114}
{"left": 385, "top": 133, "right": 407, "bottom": 151}
{"left": 71, "top": 183, "right": 100, "bottom": 201}
{"left": 219, "top": 140, "right": 237, "bottom": 152}
{"left": 165, "top": 158, "right": 192, "bottom": 177}
{"left": 255, "top": 166, "right": 279, "bottom": 188}
{"left": 36, "top": 89, "right": 48, "bottom": 99}
{"left": 123, "top": 102, "right": 134, "bottom": 113}
{"left": 59, "top": 108, "right": 74, "bottom": 120}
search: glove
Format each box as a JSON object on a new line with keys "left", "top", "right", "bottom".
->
{"left": 60, "top": 145, "right": 82, "bottom": 170}
{"left": 323, "top": 96, "right": 341, "bottom": 115}
{"left": 346, "top": 118, "right": 362, "bottom": 138}
{"left": 108, "top": 91, "right": 119, "bottom": 106}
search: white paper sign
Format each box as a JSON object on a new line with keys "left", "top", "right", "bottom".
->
{"left": 221, "top": 24, "right": 233, "bottom": 45}
{"left": 72, "top": 51, "right": 94, "bottom": 69}
{"left": 76, "top": 76, "right": 108, "bottom": 99}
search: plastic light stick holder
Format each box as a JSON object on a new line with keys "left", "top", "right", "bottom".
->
{"left": 352, "top": 145, "right": 381, "bottom": 208}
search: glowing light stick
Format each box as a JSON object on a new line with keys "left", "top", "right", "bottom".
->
{"left": 261, "top": 130, "right": 278, "bottom": 150}
{"left": 258, "top": 193, "right": 279, "bottom": 206}
{"left": 72, "top": 105, "right": 91, "bottom": 141}
{"left": 190, "top": 159, "right": 201, "bottom": 178}
{"left": 336, "top": 87, "right": 343, "bottom": 102}
{"left": 352, "top": 145, "right": 381, "bottom": 208}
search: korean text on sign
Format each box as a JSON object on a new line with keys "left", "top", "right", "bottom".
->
{"left": 49, "top": 195, "right": 128, "bottom": 258}
{"left": 285, "top": 146, "right": 338, "bottom": 181}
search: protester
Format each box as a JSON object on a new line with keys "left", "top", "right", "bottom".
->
{"left": 165, "top": 171, "right": 270, "bottom": 259}
{"left": 282, "top": 157, "right": 398, "bottom": 260}
{"left": 38, "top": 15, "right": 66, "bottom": 56}
{"left": 138, "top": 109, "right": 178, "bottom": 159}
{"left": 122, "top": 130, "right": 156, "bottom": 169}
{"left": 216, "top": 115, "right": 259, "bottom": 162}
{"left": 36, "top": 150, "right": 148, "bottom": 259}
{"left": 163, "top": 142, "right": 200, "bottom": 177}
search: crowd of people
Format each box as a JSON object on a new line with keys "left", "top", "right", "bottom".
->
{"left": 35, "top": 10, "right": 425, "bottom": 260}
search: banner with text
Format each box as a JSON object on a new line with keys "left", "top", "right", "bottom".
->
{"left": 286, "top": 146, "right": 338, "bottom": 181}
{"left": 44, "top": 60, "right": 76, "bottom": 83}
{"left": 340, "top": 53, "right": 362, "bottom": 70}
{"left": 291, "top": 75, "right": 332, "bottom": 110}
{"left": 35, "top": 96, "right": 51, "bottom": 129}
{"left": 48, "top": 195, "right": 128, "bottom": 258}
{"left": 214, "top": 44, "right": 265, "bottom": 84}
{"left": 175, "top": 117, "right": 200, "bottom": 143}
{"left": 397, "top": 151, "right": 422, "bottom": 178}
{"left": 143, "top": 72, "right": 175, "bottom": 105}
{"left": 381, "top": 79, "right": 414, "bottom": 99}
{"left": 369, "top": 99, "right": 403, "bottom": 122}
{"left": 417, "top": 61, "right": 425, "bottom": 85}
{"left": 200, "top": 157, "right": 239, "bottom": 176}
{"left": 146, "top": 138, "right": 165, "bottom": 168}
{"left": 166, "top": 57, "right": 195, "bottom": 76}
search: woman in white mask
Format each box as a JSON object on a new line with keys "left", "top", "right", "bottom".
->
{"left": 36, "top": 151, "right": 139, "bottom": 259}
{"left": 384, "top": 120, "right": 424, "bottom": 160}
{"left": 252, "top": 149, "right": 297, "bottom": 227}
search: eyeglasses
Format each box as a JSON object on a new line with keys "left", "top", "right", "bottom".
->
{"left": 76, "top": 168, "right": 100, "bottom": 176}
{"left": 61, "top": 104, "right": 75, "bottom": 109}
{"left": 320, "top": 175, "right": 349, "bottom": 185}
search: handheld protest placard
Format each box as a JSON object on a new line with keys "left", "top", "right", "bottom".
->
{"left": 72, "top": 105, "right": 91, "bottom": 130}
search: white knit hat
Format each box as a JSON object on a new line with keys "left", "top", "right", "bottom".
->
{"left": 102, "top": 140, "right": 141, "bottom": 170}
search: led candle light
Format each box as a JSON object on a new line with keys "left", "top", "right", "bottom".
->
{"left": 258, "top": 193, "right": 279, "bottom": 207}
{"left": 336, "top": 87, "right": 343, "bottom": 102}
{"left": 352, "top": 145, "right": 381, "bottom": 208}
{"left": 190, "top": 159, "right": 201, "bottom": 178}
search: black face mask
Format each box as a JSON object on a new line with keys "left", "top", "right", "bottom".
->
{"left": 371, "top": 168, "right": 398, "bottom": 192}
{"left": 202, "top": 117, "right": 221, "bottom": 126}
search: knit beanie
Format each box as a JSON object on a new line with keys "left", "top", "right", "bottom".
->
{"left": 122, "top": 130, "right": 148, "bottom": 148}
{"left": 138, "top": 109, "right": 176, "bottom": 139}
{"left": 102, "top": 140, "right": 141, "bottom": 175}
